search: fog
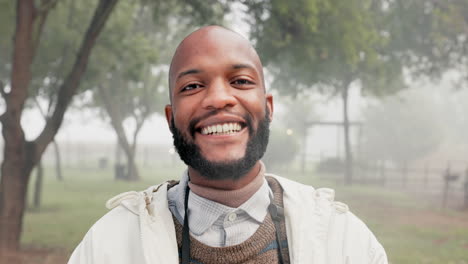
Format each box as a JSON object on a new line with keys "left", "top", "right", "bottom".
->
{"left": 0, "top": 0, "right": 467, "bottom": 262}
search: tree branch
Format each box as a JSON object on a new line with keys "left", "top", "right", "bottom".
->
{"left": 31, "top": 10, "right": 48, "bottom": 58}
{"left": 32, "top": 97, "right": 46, "bottom": 118}
{"left": 33, "top": 0, "right": 119, "bottom": 162}
{"left": 131, "top": 113, "right": 146, "bottom": 153}
{"left": 0, "top": 80, "right": 5, "bottom": 123}
{"left": 31, "top": 0, "right": 61, "bottom": 60}
{"left": 47, "top": 0, "right": 77, "bottom": 117}
{"left": 36, "top": 0, "right": 60, "bottom": 14}
{"left": 3, "top": 0, "right": 35, "bottom": 132}
{"left": 97, "top": 82, "right": 132, "bottom": 157}
{"left": 0, "top": 80, "right": 6, "bottom": 99}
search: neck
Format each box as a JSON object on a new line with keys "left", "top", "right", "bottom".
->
{"left": 188, "top": 163, "right": 265, "bottom": 207}
{"left": 188, "top": 161, "right": 262, "bottom": 190}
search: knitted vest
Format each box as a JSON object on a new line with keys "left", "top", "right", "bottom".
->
{"left": 171, "top": 176, "right": 290, "bottom": 264}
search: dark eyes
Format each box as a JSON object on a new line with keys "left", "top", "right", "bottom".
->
{"left": 181, "top": 83, "right": 203, "bottom": 92}
{"left": 180, "top": 78, "right": 255, "bottom": 93}
{"left": 231, "top": 79, "right": 254, "bottom": 85}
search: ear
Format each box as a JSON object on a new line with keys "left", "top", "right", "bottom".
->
{"left": 165, "top": 104, "right": 173, "bottom": 132}
{"left": 265, "top": 93, "right": 274, "bottom": 122}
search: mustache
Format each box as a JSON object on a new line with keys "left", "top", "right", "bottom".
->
{"left": 188, "top": 109, "right": 253, "bottom": 138}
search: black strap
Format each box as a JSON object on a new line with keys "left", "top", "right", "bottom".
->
{"left": 181, "top": 185, "right": 191, "bottom": 264}
{"left": 268, "top": 203, "right": 285, "bottom": 264}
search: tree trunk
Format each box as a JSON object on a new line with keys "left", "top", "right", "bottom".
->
{"left": 97, "top": 85, "right": 141, "bottom": 181}
{"left": 342, "top": 85, "right": 353, "bottom": 185}
{"left": 114, "top": 141, "right": 139, "bottom": 181}
{"left": 125, "top": 148, "right": 139, "bottom": 181}
{"left": 0, "top": 0, "right": 118, "bottom": 257}
{"left": 114, "top": 139, "right": 124, "bottom": 180}
{"left": 33, "top": 160, "right": 43, "bottom": 209}
{"left": 115, "top": 137, "right": 123, "bottom": 165}
{"left": 0, "top": 0, "right": 36, "bottom": 256}
{"left": 115, "top": 139, "right": 140, "bottom": 181}
{"left": 52, "top": 140, "right": 63, "bottom": 181}
{"left": 0, "top": 146, "right": 35, "bottom": 254}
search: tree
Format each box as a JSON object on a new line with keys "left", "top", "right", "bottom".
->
{"left": 280, "top": 96, "right": 318, "bottom": 172}
{"left": 376, "top": 0, "right": 467, "bottom": 85}
{"left": 0, "top": 0, "right": 238, "bottom": 255}
{"left": 83, "top": 1, "right": 165, "bottom": 181}
{"left": 0, "top": 0, "right": 118, "bottom": 256}
{"left": 263, "top": 126, "right": 300, "bottom": 170}
{"left": 246, "top": 0, "right": 404, "bottom": 184}
{"left": 362, "top": 88, "right": 445, "bottom": 165}
{"left": 83, "top": 0, "right": 232, "bottom": 181}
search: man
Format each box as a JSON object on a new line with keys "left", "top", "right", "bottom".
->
{"left": 68, "top": 26, "right": 387, "bottom": 264}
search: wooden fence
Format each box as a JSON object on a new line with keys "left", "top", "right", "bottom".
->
{"left": 352, "top": 161, "right": 468, "bottom": 209}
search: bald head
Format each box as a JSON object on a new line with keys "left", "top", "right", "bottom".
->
{"left": 168, "top": 26, "right": 265, "bottom": 101}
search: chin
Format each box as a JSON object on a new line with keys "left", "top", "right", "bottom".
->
{"left": 204, "top": 157, "right": 243, "bottom": 165}
{"left": 202, "top": 153, "right": 245, "bottom": 164}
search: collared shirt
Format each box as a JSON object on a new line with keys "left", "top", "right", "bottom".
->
{"left": 167, "top": 170, "right": 272, "bottom": 247}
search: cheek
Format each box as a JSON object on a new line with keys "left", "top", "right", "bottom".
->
{"left": 236, "top": 93, "right": 267, "bottom": 120}
{"left": 171, "top": 108, "right": 190, "bottom": 135}
{"left": 173, "top": 113, "right": 189, "bottom": 132}
{"left": 172, "top": 100, "right": 194, "bottom": 125}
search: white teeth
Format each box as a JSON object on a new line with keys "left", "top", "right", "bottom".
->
{"left": 200, "top": 122, "right": 243, "bottom": 135}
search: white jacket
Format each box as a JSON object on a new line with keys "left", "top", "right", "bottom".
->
{"left": 68, "top": 175, "right": 387, "bottom": 264}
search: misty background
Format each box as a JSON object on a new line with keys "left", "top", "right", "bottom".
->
{"left": 0, "top": 0, "right": 467, "bottom": 263}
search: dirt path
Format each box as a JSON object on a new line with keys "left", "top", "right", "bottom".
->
{"left": 13, "top": 185, "right": 468, "bottom": 263}
{"left": 5, "top": 247, "right": 69, "bottom": 264}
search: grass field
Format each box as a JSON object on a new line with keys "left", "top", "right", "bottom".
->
{"left": 19, "top": 164, "right": 468, "bottom": 264}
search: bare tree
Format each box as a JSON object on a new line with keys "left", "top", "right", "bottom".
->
{"left": 0, "top": 0, "right": 118, "bottom": 257}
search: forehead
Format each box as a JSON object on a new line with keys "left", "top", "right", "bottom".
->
{"left": 169, "top": 27, "right": 263, "bottom": 89}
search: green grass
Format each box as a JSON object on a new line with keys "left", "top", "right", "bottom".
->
{"left": 278, "top": 169, "right": 468, "bottom": 263}
{"left": 22, "top": 166, "right": 468, "bottom": 264}
{"left": 22, "top": 164, "right": 183, "bottom": 251}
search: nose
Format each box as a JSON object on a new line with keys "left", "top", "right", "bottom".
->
{"left": 201, "top": 79, "right": 237, "bottom": 110}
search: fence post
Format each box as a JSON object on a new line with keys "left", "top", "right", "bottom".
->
{"left": 442, "top": 165, "right": 459, "bottom": 209}
{"left": 442, "top": 167, "right": 450, "bottom": 209}
{"left": 464, "top": 168, "right": 468, "bottom": 210}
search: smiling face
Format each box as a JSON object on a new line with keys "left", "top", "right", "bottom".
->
{"left": 165, "top": 26, "right": 273, "bottom": 181}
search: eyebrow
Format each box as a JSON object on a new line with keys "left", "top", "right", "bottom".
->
{"left": 177, "top": 69, "right": 202, "bottom": 80}
{"left": 176, "top": 64, "right": 256, "bottom": 80}
{"left": 232, "top": 63, "right": 255, "bottom": 70}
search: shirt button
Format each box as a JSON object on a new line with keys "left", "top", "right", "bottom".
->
{"left": 228, "top": 212, "right": 237, "bottom": 222}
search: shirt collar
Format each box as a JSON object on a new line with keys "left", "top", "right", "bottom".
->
{"left": 172, "top": 167, "right": 272, "bottom": 236}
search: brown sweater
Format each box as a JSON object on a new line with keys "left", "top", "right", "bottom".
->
{"left": 172, "top": 177, "right": 290, "bottom": 264}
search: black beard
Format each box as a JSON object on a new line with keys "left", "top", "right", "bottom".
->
{"left": 170, "top": 109, "right": 270, "bottom": 181}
